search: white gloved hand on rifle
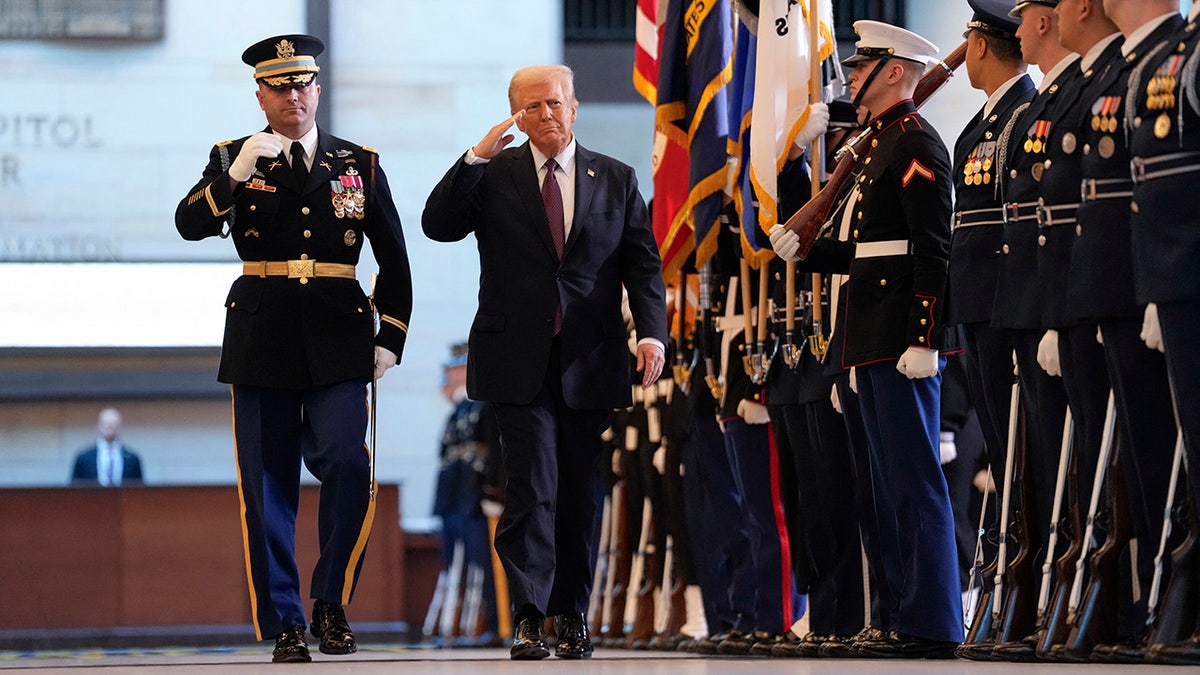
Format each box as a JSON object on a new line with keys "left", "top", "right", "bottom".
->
{"left": 374, "top": 346, "right": 397, "bottom": 380}
{"left": 229, "top": 132, "right": 283, "bottom": 183}
{"left": 769, "top": 225, "right": 801, "bottom": 262}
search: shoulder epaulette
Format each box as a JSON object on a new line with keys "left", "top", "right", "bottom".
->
{"left": 362, "top": 145, "right": 378, "bottom": 154}
{"left": 216, "top": 139, "right": 234, "bottom": 147}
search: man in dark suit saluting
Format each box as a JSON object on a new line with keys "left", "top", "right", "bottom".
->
{"left": 422, "top": 64, "right": 668, "bottom": 661}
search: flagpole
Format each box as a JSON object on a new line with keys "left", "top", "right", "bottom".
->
{"left": 806, "top": 1, "right": 829, "bottom": 360}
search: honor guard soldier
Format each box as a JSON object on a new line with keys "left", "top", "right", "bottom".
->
{"left": 175, "top": 34, "right": 413, "bottom": 663}
{"left": 946, "top": 0, "right": 1036, "bottom": 581}
{"left": 1128, "top": 3, "right": 1200, "bottom": 665}
{"left": 1058, "top": 2, "right": 1182, "bottom": 659}
{"left": 772, "top": 20, "right": 962, "bottom": 658}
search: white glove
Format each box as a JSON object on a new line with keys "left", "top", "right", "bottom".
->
{"left": 480, "top": 499, "right": 504, "bottom": 518}
{"left": 830, "top": 383, "right": 842, "bottom": 414}
{"left": 736, "top": 399, "right": 771, "bottom": 424}
{"left": 229, "top": 132, "right": 283, "bottom": 182}
{"left": 1141, "top": 303, "right": 1165, "bottom": 353}
{"left": 373, "top": 346, "right": 397, "bottom": 380}
{"left": 896, "top": 346, "right": 939, "bottom": 379}
{"left": 939, "top": 431, "right": 957, "bottom": 465}
{"left": 793, "top": 102, "right": 831, "bottom": 152}
{"left": 1037, "top": 329, "right": 1061, "bottom": 377}
{"left": 849, "top": 366, "right": 858, "bottom": 393}
{"left": 769, "top": 225, "right": 801, "bottom": 262}
{"left": 652, "top": 446, "right": 666, "bottom": 475}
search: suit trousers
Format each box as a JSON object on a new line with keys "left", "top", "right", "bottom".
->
{"left": 231, "top": 378, "right": 373, "bottom": 641}
{"left": 855, "top": 359, "right": 964, "bottom": 643}
{"left": 490, "top": 340, "right": 610, "bottom": 622}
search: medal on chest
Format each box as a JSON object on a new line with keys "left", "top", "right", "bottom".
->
{"left": 330, "top": 166, "right": 365, "bottom": 220}
{"left": 1024, "top": 120, "right": 1050, "bottom": 154}
{"left": 1147, "top": 54, "right": 1184, "bottom": 138}
{"left": 1091, "top": 95, "right": 1122, "bottom": 134}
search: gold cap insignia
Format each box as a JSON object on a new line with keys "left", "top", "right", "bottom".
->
{"left": 276, "top": 39, "right": 296, "bottom": 59}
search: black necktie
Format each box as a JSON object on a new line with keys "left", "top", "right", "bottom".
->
{"left": 290, "top": 141, "right": 308, "bottom": 188}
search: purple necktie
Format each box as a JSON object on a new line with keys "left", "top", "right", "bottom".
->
{"left": 542, "top": 158, "right": 564, "bottom": 332}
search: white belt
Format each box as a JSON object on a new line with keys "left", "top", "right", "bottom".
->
{"left": 855, "top": 240, "right": 910, "bottom": 259}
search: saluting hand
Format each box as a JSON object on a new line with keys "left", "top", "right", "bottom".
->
{"left": 229, "top": 132, "right": 284, "bottom": 183}
{"left": 471, "top": 111, "right": 525, "bottom": 160}
{"left": 636, "top": 342, "right": 665, "bottom": 389}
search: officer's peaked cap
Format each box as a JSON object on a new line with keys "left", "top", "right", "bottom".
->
{"left": 242, "top": 34, "right": 324, "bottom": 90}
{"left": 968, "top": 0, "right": 1021, "bottom": 38}
{"left": 841, "top": 20, "right": 939, "bottom": 68}
{"left": 1010, "top": 0, "right": 1059, "bottom": 19}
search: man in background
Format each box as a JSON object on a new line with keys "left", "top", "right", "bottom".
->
{"left": 70, "top": 407, "right": 143, "bottom": 487}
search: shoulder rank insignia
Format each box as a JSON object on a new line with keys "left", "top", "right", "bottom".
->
{"left": 216, "top": 139, "right": 233, "bottom": 147}
{"left": 902, "top": 159, "right": 936, "bottom": 187}
{"left": 362, "top": 145, "right": 377, "bottom": 154}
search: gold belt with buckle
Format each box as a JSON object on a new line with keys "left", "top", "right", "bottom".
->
{"left": 243, "top": 260, "right": 357, "bottom": 283}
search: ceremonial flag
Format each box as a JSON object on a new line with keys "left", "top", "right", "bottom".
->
{"left": 656, "top": 0, "right": 733, "bottom": 270}
{"left": 634, "top": 0, "right": 659, "bottom": 104}
{"left": 727, "top": 18, "right": 765, "bottom": 266}
{"left": 747, "top": 0, "right": 839, "bottom": 247}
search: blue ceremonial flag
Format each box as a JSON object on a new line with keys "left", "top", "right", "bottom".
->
{"left": 656, "top": 0, "right": 733, "bottom": 269}
{"left": 728, "top": 18, "right": 767, "bottom": 266}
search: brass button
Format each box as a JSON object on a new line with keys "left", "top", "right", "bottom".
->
{"left": 857, "top": 211, "right": 863, "bottom": 219}
{"left": 918, "top": 336, "right": 926, "bottom": 343}
{"left": 879, "top": 278, "right": 887, "bottom": 287}
{"left": 230, "top": 301, "right": 237, "bottom": 308}
{"left": 1038, "top": 234, "right": 1047, "bottom": 246}
{"left": 1003, "top": 243, "right": 1010, "bottom": 254}
{"left": 857, "top": 193, "right": 863, "bottom": 202}
{"left": 859, "top": 175, "right": 866, "bottom": 183}
{"left": 865, "top": 157, "right": 873, "bottom": 165}
{"left": 1010, "top": 169, "right": 1018, "bottom": 179}
{"left": 853, "top": 229, "right": 859, "bottom": 238}
{"left": 922, "top": 300, "right": 930, "bottom": 307}
{"left": 872, "top": 139, "right": 879, "bottom": 148}
{"left": 1083, "top": 144, "right": 1091, "bottom": 155}
{"left": 357, "top": 307, "right": 364, "bottom": 313}
{"left": 1133, "top": 117, "right": 1142, "bottom": 128}
{"left": 304, "top": 230, "right": 312, "bottom": 238}
{"left": 1044, "top": 159, "right": 1052, "bottom": 169}
{"left": 300, "top": 253, "right": 309, "bottom": 260}
{"left": 299, "top": 277, "right": 308, "bottom": 285}
{"left": 249, "top": 204, "right": 257, "bottom": 211}
{"left": 920, "top": 319, "right": 928, "bottom": 325}
{"left": 302, "top": 207, "right": 311, "bottom": 215}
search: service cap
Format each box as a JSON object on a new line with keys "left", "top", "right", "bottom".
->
{"left": 968, "top": 0, "right": 1020, "bottom": 38}
{"left": 1010, "top": 0, "right": 1059, "bottom": 20}
{"left": 841, "top": 20, "right": 940, "bottom": 68}
{"left": 242, "top": 34, "right": 324, "bottom": 90}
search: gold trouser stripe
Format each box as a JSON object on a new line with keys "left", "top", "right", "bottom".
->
{"left": 380, "top": 315, "right": 408, "bottom": 333}
{"left": 341, "top": 391, "right": 376, "bottom": 605}
{"left": 242, "top": 261, "right": 357, "bottom": 279}
{"left": 230, "top": 386, "right": 264, "bottom": 641}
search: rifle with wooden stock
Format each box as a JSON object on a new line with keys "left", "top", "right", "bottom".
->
{"left": 1144, "top": 431, "right": 1198, "bottom": 649}
{"left": 993, "top": 391, "right": 1039, "bottom": 651}
{"left": 1059, "top": 393, "right": 1131, "bottom": 662}
{"left": 781, "top": 41, "right": 968, "bottom": 259}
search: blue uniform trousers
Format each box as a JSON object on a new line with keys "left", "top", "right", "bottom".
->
{"left": 680, "top": 411, "right": 755, "bottom": 634}
{"left": 722, "top": 419, "right": 798, "bottom": 633}
{"left": 231, "top": 378, "right": 373, "bottom": 641}
{"left": 855, "top": 360, "right": 964, "bottom": 642}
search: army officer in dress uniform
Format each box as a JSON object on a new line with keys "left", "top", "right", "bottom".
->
{"left": 175, "top": 34, "right": 413, "bottom": 664}
{"left": 771, "top": 20, "right": 962, "bottom": 658}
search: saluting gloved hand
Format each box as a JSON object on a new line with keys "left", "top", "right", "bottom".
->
{"left": 1141, "top": 303, "right": 1165, "bottom": 353}
{"left": 229, "top": 132, "right": 284, "bottom": 182}
{"left": 373, "top": 346, "right": 397, "bottom": 380}
{"left": 896, "top": 346, "right": 939, "bottom": 379}
{"left": 737, "top": 399, "right": 771, "bottom": 424}
{"left": 769, "top": 225, "right": 801, "bottom": 262}
{"left": 1037, "top": 329, "right": 1061, "bottom": 377}
{"left": 791, "top": 102, "right": 831, "bottom": 156}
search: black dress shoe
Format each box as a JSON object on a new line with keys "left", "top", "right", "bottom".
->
{"left": 311, "top": 599, "right": 357, "bottom": 655}
{"left": 272, "top": 624, "right": 312, "bottom": 663}
{"left": 717, "top": 629, "right": 763, "bottom": 655}
{"left": 856, "top": 631, "right": 959, "bottom": 659}
{"left": 819, "top": 626, "right": 881, "bottom": 657}
{"left": 510, "top": 616, "right": 551, "bottom": 660}
{"left": 554, "top": 613, "right": 594, "bottom": 659}
{"left": 768, "top": 631, "right": 805, "bottom": 657}
{"left": 1147, "top": 635, "right": 1200, "bottom": 665}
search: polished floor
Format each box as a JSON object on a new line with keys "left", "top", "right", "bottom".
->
{"left": 0, "top": 644, "right": 1193, "bottom": 674}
